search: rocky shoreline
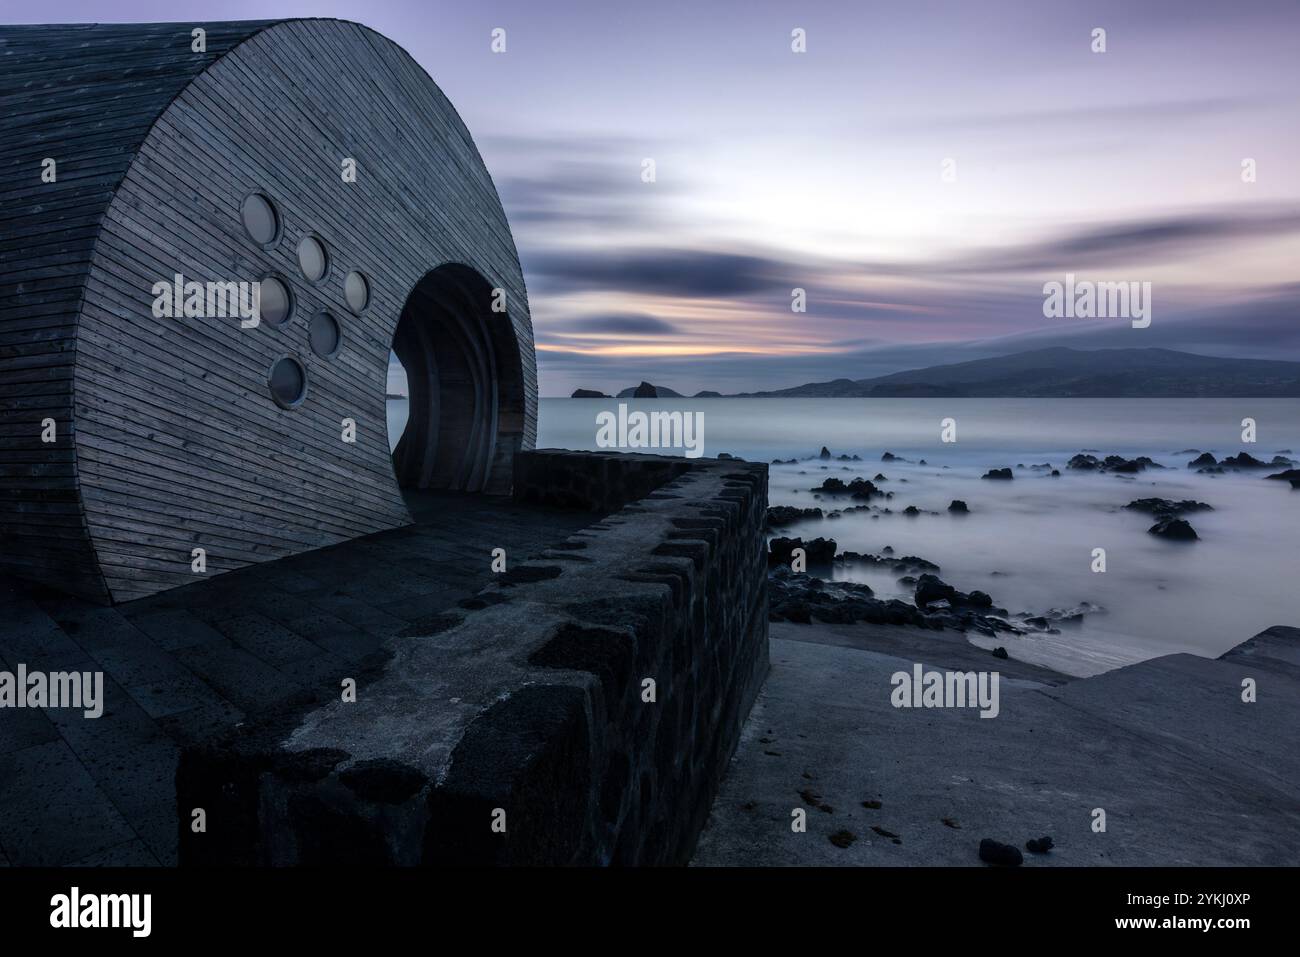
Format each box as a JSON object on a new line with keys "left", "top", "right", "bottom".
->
{"left": 759, "top": 444, "right": 1297, "bottom": 654}
{"left": 694, "top": 442, "right": 1300, "bottom": 866}
{"left": 767, "top": 551, "right": 1094, "bottom": 642}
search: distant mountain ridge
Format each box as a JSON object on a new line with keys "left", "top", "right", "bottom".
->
{"left": 737, "top": 348, "right": 1300, "bottom": 398}
{"left": 565, "top": 349, "right": 1300, "bottom": 398}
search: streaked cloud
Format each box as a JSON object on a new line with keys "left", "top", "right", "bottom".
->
{"left": 31, "top": 0, "right": 1297, "bottom": 395}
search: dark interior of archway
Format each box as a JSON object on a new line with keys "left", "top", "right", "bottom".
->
{"left": 390, "top": 264, "right": 523, "bottom": 495}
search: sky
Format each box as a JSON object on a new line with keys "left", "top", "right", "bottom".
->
{"left": 11, "top": 0, "right": 1300, "bottom": 395}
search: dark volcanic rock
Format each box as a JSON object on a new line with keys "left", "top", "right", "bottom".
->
{"left": 948, "top": 499, "right": 969, "bottom": 513}
{"left": 914, "top": 574, "right": 1008, "bottom": 618}
{"left": 893, "top": 555, "right": 938, "bottom": 571}
{"left": 979, "top": 838, "right": 1023, "bottom": 867}
{"left": 1123, "top": 498, "right": 1212, "bottom": 516}
{"left": 768, "top": 536, "right": 837, "bottom": 567}
{"left": 1221, "top": 452, "right": 1266, "bottom": 468}
{"left": 818, "top": 446, "right": 832, "bottom": 460}
{"left": 1219, "top": 452, "right": 1292, "bottom": 469}
{"left": 768, "top": 567, "right": 932, "bottom": 628}
{"left": 837, "top": 551, "right": 940, "bottom": 574}
{"left": 1072, "top": 452, "right": 1163, "bottom": 473}
{"left": 870, "top": 825, "right": 902, "bottom": 844}
{"left": 767, "top": 505, "right": 824, "bottom": 526}
{"left": 802, "top": 538, "right": 838, "bottom": 564}
{"left": 991, "top": 647, "right": 1009, "bottom": 659}
{"left": 1149, "top": 518, "right": 1198, "bottom": 541}
{"left": 1114, "top": 456, "right": 1157, "bottom": 472}
{"left": 1188, "top": 452, "right": 1217, "bottom": 468}
{"left": 981, "top": 468, "right": 1013, "bottom": 480}
{"left": 1266, "top": 469, "right": 1300, "bottom": 482}
{"left": 812, "top": 476, "right": 881, "bottom": 498}
{"left": 632, "top": 381, "right": 658, "bottom": 398}
{"left": 829, "top": 830, "right": 856, "bottom": 848}
{"left": 903, "top": 505, "right": 920, "bottom": 515}
{"left": 770, "top": 566, "right": 1019, "bottom": 635}
{"left": 848, "top": 480, "right": 882, "bottom": 500}
{"left": 767, "top": 537, "right": 797, "bottom": 566}
{"left": 914, "top": 574, "right": 958, "bottom": 607}
{"left": 881, "top": 451, "right": 900, "bottom": 461}
{"left": 1105, "top": 454, "right": 1164, "bottom": 472}
{"left": 1025, "top": 835, "right": 1055, "bottom": 854}
{"left": 570, "top": 388, "right": 608, "bottom": 398}
{"left": 1038, "top": 602, "right": 1102, "bottom": 626}
{"left": 799, "top": 788, "right": 833, "bottom": 813}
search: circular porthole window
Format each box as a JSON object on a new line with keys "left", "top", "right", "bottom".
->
{"left": 309, "top": 311, "right": 342, "bottom": 358}
{"left": 241, "top": 192, "right": 279, "bottom": 246}
{"left": 344, "top": 270, "right": 370, "bottom": 313}
{"left": 297, "top": 235, "right": 329, "bottom": 282}
{"left": 268, "top": 356, "right": 307, "bottom": 408}
{"left": 258, "top": 275, "right": 293, "bottom": 327}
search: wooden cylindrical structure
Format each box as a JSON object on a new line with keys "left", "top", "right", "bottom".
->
{"left": 0, "top": 20, "right": 536, "bottom": 603}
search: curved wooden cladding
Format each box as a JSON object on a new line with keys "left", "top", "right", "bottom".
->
{"left": 0, "top": 19, "right": 537, "bottom": 603}
{"left": 0, "top": 22, "right": 276, "bottom": 602}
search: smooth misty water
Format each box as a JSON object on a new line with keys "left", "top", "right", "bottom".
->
{"left": 386, "top": 398, "right": 1299, "bottom": 675}
{"left": 524, "top": 397, "right": 1300, "bottom": 676}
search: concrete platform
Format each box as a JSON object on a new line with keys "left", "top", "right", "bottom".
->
{"left": 692, "top": 621, "right": 1300, "bottom": 866}
{"left": 0, "top": 492, "right": 598, "bottom": 866}
{"left": 175, "top": 453, "right": 770, "bottom": 866}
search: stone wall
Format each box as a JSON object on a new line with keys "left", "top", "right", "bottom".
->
{"left": 177, "top": 451, "right": 769, "bottom": 865}
{"left": 513, "top": 448, "right": 697, "bottom": 513}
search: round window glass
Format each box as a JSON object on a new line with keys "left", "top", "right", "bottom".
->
{"left": 241, "top": 193, "right": 278, "bottom": 245}
{"left": 309, "top": 311, "right": 341, "bottom": 358}
{"left": 344, "top": 270, "right": 370, "bottom": 313}
{"left": 258, "top": 276, "right": 292, "bottom": 327}
{"left": 268, "top": 356, "right": 307, "bottom": 408}
{"left": 297, "top": 235, "right": 329, "bottom": 282}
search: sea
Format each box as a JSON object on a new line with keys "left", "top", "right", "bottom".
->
{"left": 390, "top": 397, "right": 1300, "bottom": 677}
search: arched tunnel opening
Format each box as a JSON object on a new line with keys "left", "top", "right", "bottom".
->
{"left": 387, "top": 263, "right": 525, "bottom": 502}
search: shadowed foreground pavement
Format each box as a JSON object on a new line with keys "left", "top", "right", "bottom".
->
{"left": 693, "top": 621, "right": 1300, "bottom": 866}
{"left": 0, "top": 493, "right": 598, "bottom": 866}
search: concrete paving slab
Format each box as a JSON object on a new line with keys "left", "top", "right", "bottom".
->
{"left": 693, "top": 622, "right": 1300, "bottom": 867}
{"left": 0, "top": 741, "right": 137, "bottom": 866}
{"left": 0, "top": 491, "right": 603, "bottom": 866}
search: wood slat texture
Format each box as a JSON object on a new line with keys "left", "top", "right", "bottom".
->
{"left": 0, "top": 19, "right": 537, "bottom": 603}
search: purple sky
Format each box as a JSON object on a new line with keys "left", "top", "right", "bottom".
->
{"left": 18, "top": 0, "right": 1300, "bottom": 394}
